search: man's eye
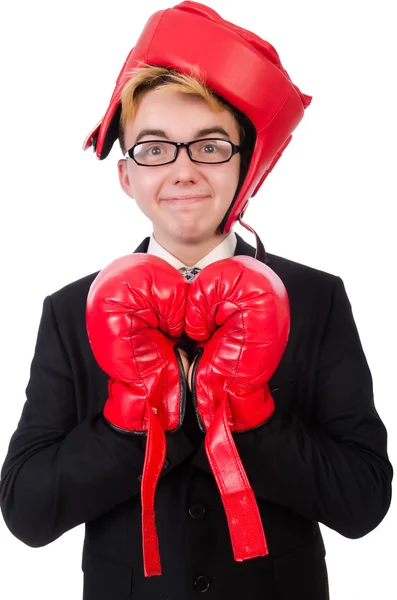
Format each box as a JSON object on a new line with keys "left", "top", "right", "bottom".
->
{"left": 201, "top": 143, "right": 218, "bottom": 153}
{"left": 146, "top": 145, "right": 164, "bottom": 155}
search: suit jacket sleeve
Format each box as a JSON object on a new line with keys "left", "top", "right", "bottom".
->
{"left": 0, "top": 295, "right": 195, "bottom": 548}
{"left": 192, "top": 275, "right": 393, "bottom": 538}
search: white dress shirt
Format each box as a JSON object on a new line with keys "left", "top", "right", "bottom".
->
{"left": 146, "top": 231, "right": 237, "bottom": 269}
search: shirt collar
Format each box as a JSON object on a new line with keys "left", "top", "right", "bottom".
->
{"left": 147, "top": 231, "right": 237, "bottom": 270}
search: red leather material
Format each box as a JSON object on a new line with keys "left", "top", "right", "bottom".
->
{"left": 185, "top": 256, "right": 290, "bottom": 561}
{"left": 83, "top": 1, "right": 311, "bottom": 232}
{"left": 251, "top": 135, "right": 293, "bottom": 198}
{"left": 204, "top": 398, "right": 270, "bottom": 560}
{"left": 86, "top": 254, "right": 188, "bottom": 432}
{"left": 86, "top": 254, "right": 189, "bottom": 577}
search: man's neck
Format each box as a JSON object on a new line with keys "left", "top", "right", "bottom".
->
{"left": 152, "top": 231, "right": 230, "bottom": 267}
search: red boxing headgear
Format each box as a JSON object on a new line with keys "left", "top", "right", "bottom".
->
{"left": 83, "top": 1, "right": 311, "bottom": 237}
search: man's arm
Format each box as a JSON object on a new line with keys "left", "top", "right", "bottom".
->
{"left": 192, "top": 276, "right": 393, "bottom": 538}
{"left": 0, "top": 295, "right": 195, "bottom": 548}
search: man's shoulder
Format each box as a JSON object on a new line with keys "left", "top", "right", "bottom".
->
{"left": 49, "top": 270, "right": 101, "bottom": 314}
{"left": 235, "top": 233, "right": 338, "bottom": 287}
{"left": 49, "top": 240, "right": 151, "bottom": 308}
{"left": 267, "top": 252, "right": 338, "bottom": 284}
{"left": 266, "top": 252, "right": 340, "bottom": 308}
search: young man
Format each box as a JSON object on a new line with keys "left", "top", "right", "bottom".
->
{"left": 0, "top": 2, "right": 393, "bottom": 599}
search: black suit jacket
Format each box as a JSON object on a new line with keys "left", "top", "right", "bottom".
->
{"left": 0, "top": 234, "right": 393, "bottom": 600}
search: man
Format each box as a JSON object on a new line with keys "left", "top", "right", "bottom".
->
{"left": 0, "top": 2, "right": 393, "bottom": 599}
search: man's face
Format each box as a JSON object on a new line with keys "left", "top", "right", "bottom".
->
{"left": 118, "top": 89, "right": 241, "bottom": 245}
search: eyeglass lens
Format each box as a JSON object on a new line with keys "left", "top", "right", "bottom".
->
{"left": 132, "top": 139, "right": 233, "bottom": 165}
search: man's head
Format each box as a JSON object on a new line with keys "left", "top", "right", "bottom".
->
{"left": 117, "top": 65, "right": 254, "bottom": 248}
{"left": 84, "top": 1, "right": 311, "bottom": 257}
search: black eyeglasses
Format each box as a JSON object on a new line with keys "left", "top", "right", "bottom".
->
{"left": 124, "top": 138, "right": 241, "bottom": 166}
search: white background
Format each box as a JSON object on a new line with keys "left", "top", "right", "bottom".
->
{"left": 0, "top": 0, "right": 396, "bottom": 598}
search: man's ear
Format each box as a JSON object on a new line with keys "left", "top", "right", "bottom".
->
{"left": 117, "top": 159, "right": 135, "bottom": 199}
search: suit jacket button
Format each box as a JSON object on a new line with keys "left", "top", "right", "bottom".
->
{"left": 194, "top": 575, "right": 210, "bottom": 592}
{"left": 189, "top": 504, "right": 206, "bottom": 519}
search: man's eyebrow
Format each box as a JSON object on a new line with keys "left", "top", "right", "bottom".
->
{"left": 195, "top": 127, "right": 231, "bottom": 139}
{"left": 134, "top": 126, "right": 231, "bottom": 144}
{"left": 135, "top": 129, "right": 168, "bottom": 143}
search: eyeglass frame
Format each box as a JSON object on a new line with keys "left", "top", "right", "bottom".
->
{"left": 123, "top": 137, "right": 242, "bottom": 166}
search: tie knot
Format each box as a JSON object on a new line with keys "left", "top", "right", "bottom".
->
{"left": 179, "top": 267, "right": 201, "bottom": 282}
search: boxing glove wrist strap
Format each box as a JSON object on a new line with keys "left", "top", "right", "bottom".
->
{"left": 140, "top": 407, "right": 167, "bottom": 576}
{"left": 204, "top": 391, "right": 272, "bottom": 561}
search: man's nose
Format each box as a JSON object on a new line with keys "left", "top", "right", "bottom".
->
{"left": 169, "top": 146, "right": 201, "bottom": 181}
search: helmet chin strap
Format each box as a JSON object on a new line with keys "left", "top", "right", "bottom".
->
{"left": 237, "top": 215, "right": 267, "bottom": 264}
{"left": 218, "top": 207, "right": 266, "bottom": 265}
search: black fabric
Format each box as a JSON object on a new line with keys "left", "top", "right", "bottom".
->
{"left": 0, "top": 233, "right": 393, "bottom": 600}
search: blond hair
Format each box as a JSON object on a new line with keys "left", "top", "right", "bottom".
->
{"left": 119, "top": 63, "right": 246, "bottom": 152}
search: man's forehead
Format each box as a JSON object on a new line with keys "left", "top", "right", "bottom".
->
{"left": 134, "top": 126, "right": 232, "bottom": 144}
{"left": 122, "top": 88, "right": 240, "bottom": 145}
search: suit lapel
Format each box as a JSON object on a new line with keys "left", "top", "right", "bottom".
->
{"left": 133, "top": 237, "right": 150, "bottom": 254}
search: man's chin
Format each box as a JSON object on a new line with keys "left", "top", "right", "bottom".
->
{"left": 156, "top": 224, "right": 220, "bottom": 245}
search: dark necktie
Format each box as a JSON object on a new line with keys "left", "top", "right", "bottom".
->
{"left": 178, "top": 266, "right": 203, "bottom": 446}
{"left": 179, "top": 267, "right": 201, "bottom": 282}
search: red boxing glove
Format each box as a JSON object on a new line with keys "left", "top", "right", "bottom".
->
{"left": 185, "top": 255, "right": 290, "bottom": 563}
{"left": 86, "top": 254, "right": 189, "bottom": 577}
